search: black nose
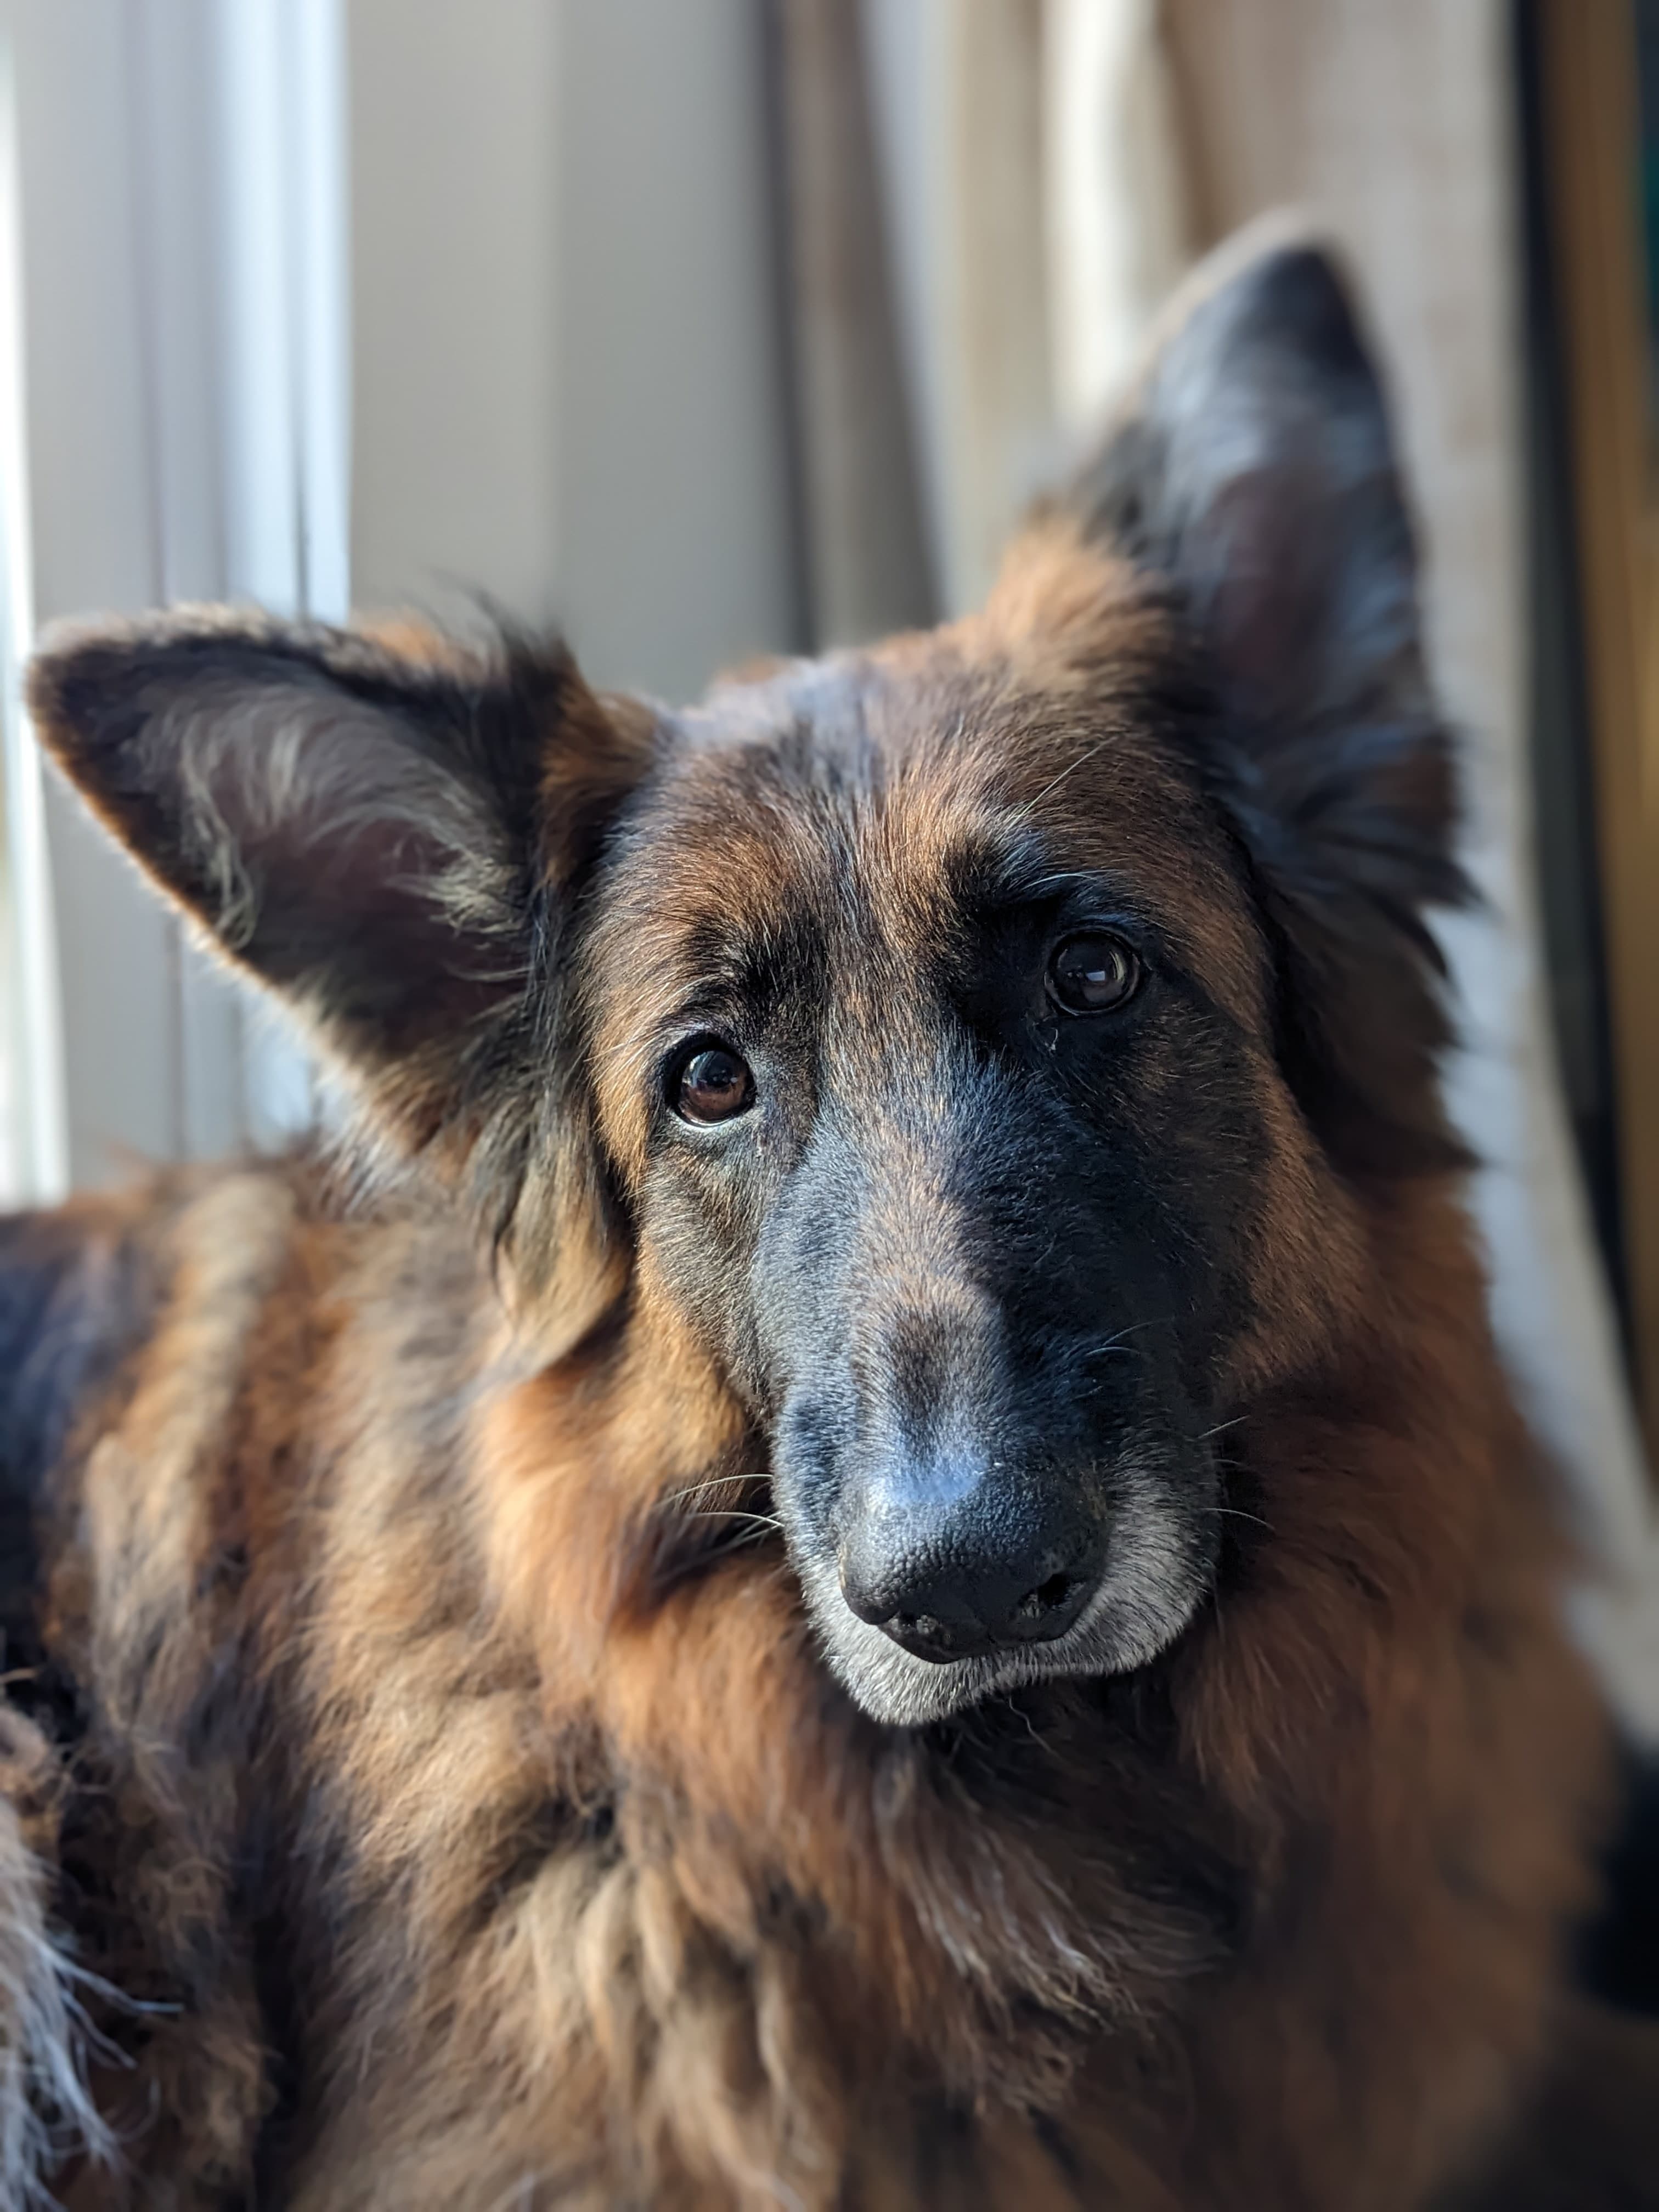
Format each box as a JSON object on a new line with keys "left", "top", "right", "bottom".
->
{"left": 838, "top": 1518, "right": 1103, "bottom": 1664}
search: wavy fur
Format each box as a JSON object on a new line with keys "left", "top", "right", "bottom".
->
{"left": 2, "top": 233, "right": 1649, "bottom": 2208}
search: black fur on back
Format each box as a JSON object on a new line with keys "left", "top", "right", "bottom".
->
{"left": 0, "top": 1209, "right": 154, "bottom": 1719}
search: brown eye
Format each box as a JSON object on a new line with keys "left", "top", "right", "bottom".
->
{"left": 1046, "top": 932, "right": 1141, "bottom": 1017}
{"left": 672, "top": 1042, "right": 755, "bottom": 1125}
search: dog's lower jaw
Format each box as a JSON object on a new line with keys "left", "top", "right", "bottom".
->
{"left": 788, "top": 1483, "right": 1217, "bottom": 1728}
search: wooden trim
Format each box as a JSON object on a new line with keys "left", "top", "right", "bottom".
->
{"left": 1538, "top": 0, "right": 1659, "bottom": 1466}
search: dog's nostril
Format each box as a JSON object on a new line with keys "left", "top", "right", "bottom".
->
{"left": 883, "top": 1611, "right": 980, "bottom": 1664}
{"left": 839, "top": 1501, "right": 1106, "bottom": 1663}
{"left": 1006, "top": 1571, "right": 1081, "bottom": 1631}
{"left": 855, "top": 1555, "right": 1100, "bottom": 1666}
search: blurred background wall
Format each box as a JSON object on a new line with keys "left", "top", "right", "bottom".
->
{"left": 0, "top": 0, "right": 1656, "bottom": 1722}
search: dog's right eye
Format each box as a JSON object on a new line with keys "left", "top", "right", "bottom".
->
{"left": 1045, "top": 931, "right": 1142, "bottom": 1017}
{"left": 670, "top": 1042, "right": 756, "bottom": 1125}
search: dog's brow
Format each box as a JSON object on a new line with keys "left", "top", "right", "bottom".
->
{"left": 946, "top": 825, "right": 1119, "bottom": 915}
{"left": 665, "top": 899, "right": 827, "bottom": 1020}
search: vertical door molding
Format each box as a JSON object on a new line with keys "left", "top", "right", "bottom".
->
{"left": 1535, "top": 0, "right": 1659, "bottom": 1468}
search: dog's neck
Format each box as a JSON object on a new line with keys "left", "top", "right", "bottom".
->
{"left": 431, "top": 1171, "right": 1567, "bottom": 2117}
{"left": 204, "top": 1167, "right": 1601, "bottom": 2203}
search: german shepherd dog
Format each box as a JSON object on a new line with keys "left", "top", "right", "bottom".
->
{"left": 2, "top": 231, "right": 1654, "bottom": 2209}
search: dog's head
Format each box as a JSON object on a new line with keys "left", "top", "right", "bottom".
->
{"left": 31, "top": 236, "right": 1463, "bottom": 1725}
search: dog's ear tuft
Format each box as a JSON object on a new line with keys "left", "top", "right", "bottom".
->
{"left": 1069, "top": 227, "right": 1469, "bottom": 1174}
{"left": 27, "top": 610, "right": 657, "bottom": 1189}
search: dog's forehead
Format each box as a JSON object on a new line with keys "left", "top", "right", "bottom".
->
{"left": 584, "top": 613, "right": 1269, "bottom": 1173}
{"left": 614, "top": 633, "right": 1241, "bottom": 967}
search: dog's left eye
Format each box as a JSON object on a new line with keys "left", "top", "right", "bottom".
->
{"left": 1046, "top": 932, "right": 1141, "bottom": 1016}
{"left": 672, "top": 1042, "right": 756, "bottom": 1125}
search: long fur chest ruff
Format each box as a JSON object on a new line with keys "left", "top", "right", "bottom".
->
{"left": 10, "top": 1163, "right": 1600, "bottom": 2211}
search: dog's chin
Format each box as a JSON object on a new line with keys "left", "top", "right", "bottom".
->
{"left": 789, "top": 1500, "right": 1215, "bottom": 1729}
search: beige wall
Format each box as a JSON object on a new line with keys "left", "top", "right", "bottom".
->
{"left": 347, "top": 0, "right": 560, "bottom": 626}
{"left": 349, "top": 0, "right": 799, "bottom": 702}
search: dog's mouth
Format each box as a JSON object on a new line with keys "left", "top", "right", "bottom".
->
{"left": 630, "top": 1458, "right": 1217, "bottom": 1729}
{"left": 798, "top": 1555, "right": 1210, "bottom": 1729}
{"left": 780, "top": 1459, "right": 1220, "bottom": 1729}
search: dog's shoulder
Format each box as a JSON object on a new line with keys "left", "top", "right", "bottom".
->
{"left": 0, "top": 1196, "right": 151, "bottom": 1487}
{"left": 0, "top": 1156, "right": 353, "bottom": 1657}
{"left": 0, "top": 1188, "right": 165, "bottom": 1660}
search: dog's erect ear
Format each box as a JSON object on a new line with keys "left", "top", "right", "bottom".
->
{"left": 29, "top": 611, "right": 657, "bottom": 1257}
{"left": 1069, "top": 227, "right": 1468, "bottom": 1173}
